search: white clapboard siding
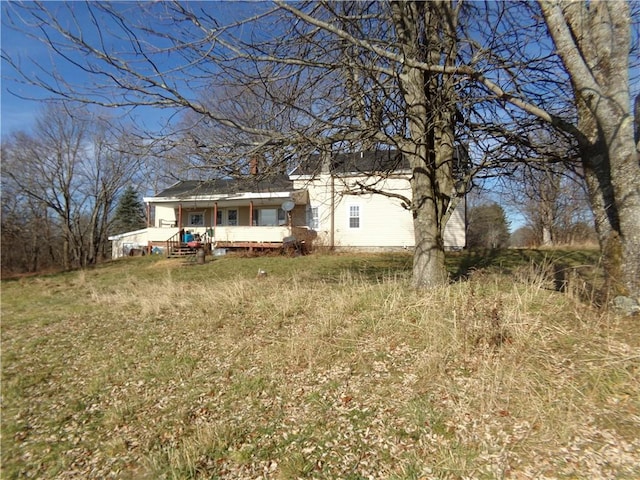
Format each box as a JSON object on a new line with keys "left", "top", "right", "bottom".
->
{"left": 294, "top": 173, "right": 465, "bottom": 250}
{"left": 154, "top": 205, "right": 176, "bottom": 226}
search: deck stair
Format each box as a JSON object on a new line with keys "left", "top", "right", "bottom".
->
{"left": 168, "top": 245, "right": 198, "bottom": 258}
{"left": 165, "top": 230, "right": 199, "bottom": 258}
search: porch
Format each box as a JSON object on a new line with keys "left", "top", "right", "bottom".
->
{"left": 168, "top": 225, "right": 315, "bottom": 258}
{"left": 111, "top": 225, "right": 315, "bottom": 259}
{"left": 161, "top": 225, "right": 298, "bottom": 252}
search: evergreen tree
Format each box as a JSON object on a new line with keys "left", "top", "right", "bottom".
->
{"left": 111, "top": 186, "right": 146, "bottom": 234}
{"left": 467, "top": 203, "right": 511, "bottom": 249}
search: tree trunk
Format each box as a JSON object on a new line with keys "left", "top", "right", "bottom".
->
{"left": 392, "top": 0, "right": 458, "bottom": 288}
{"left": 62, "top": 236, "right": 71, "bottom": 271}
{"left": 601, "top": 123, "right": 640, "bottom": 297}
{"left": 541, "top": 0, "right": 640, "bottom": 298}
{"left": 634, "top": 93, "right": 639, "bottom": 146}
{"left": 409, "top": 148, "right": 449, "bottom": 288}
{"left": 542, "top": 227, "right": 553, "bottom": 247}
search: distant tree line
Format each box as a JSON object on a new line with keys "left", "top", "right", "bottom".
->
{"left": 1, "top": 105, "right": 149, "bottom": 274}
{"left": 2, "top": 1, "right": 639, "bottom": 297}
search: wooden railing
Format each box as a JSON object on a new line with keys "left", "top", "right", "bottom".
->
{"left": 159, "top": 226, "right": 316, "bottom": 254}
{"left": 165, "top": 229, "right": 183, "bottom": 256}
{"left": 211, "top": 226, "right": 290, "bottom": 244}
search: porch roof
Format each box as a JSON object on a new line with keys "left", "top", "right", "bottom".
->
{"left": 144, "top": 177, "right": 306, "bottom": 205}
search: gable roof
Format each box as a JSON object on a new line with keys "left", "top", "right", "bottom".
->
{"left": 291, "top": 146, "right": 470, "bottom": 177}
{"left": 291, "top": 150, "right": 407, "bottom": 176}
{"left": 154, "top": 175, "right": 295, "bottom": 199}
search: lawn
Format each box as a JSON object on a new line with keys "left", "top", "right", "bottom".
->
{"left": 2, "top": 250, "right": 638, "bottom": 479}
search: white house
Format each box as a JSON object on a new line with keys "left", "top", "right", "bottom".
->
{"left": 290, "top": 149, "right": 466, "bottom": 251}
{"left": 108, "top": 150, "right": 466, "bottom": 258}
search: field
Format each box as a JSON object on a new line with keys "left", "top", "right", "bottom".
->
{"left": 2, "top": 250, "right": 639, "bottom": 479}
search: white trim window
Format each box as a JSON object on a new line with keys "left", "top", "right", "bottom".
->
{"left": 188, "top": 212, "right": 205, "bottom": 226}
{"left": 253, "top": 208, "right": 286, "bottom": 226}
{"left": 216, "top": 209, "right": 238, "bottom": 226}
{"left": 227, "top": 209, "right": 238, "bottom": 226}
{"left": 348, "top": 205, "right": 360, "bottom": 229}
{"left": 307, "top": 206, "right": 319, "bottom": 230}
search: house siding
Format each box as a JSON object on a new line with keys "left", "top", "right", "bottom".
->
{"left": 109, "top": 227, "right": 180, "bottom": 259}
{"left": 293, "top": 172, "right": 465, "bottom": 250}
{"left": 155, "top": 205, "right": 176, "bottom": 227}
{"left": 333, "top": 178, "right": 414, "bottom": 248}
{"left": 118, "top": 166, "right": 466, "bottom": 256}
{"left": 443, "top": 200, "right": 466, "bottom": 250}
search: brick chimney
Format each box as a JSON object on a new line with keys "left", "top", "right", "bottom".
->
{"left": 249, "top": 156, "right": 259, "bottom": 175}
{"left": 320, "top": 147, "right": 332, "bottom": 174}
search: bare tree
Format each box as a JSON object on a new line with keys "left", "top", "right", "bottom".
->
{"left": 3, "top": 106, "right": 86, "bottom": 269}
{"left": 440, "top": 0, "right": 639, "bottom": 295}
{"left": 3, "top": 1, "right": 638, "bottom": 295}
{"left": 2, "top": 104, "right": 144, "bottom": 270}
{"left": 171, "top": 82, "right": 312, "bottom": 179}
{"left": 1, "top": 163, "right": 59, "bottom": 274}
{"left": 3, "top": 1, "right": 468, "bottom": 287}
{"left": 468, "top": 0, "right": 639, "bottom": 296}
{"left": 501, "top": 154, "right": 594, "bottom": 247}
{"left": 79, "top": 125, "right": 146, "bottom": 264}
{"left": 535, "top": 1, "right": 640, "bottom": 297}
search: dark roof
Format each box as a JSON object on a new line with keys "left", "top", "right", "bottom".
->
{"left": 291, "top": 147, "right": 470, "bottom": 176}
{"left": 155, "top": 175, "right": 295, "bottom": 198}
{"left": 292, "top": 150, "right": 407, "bottom": 176}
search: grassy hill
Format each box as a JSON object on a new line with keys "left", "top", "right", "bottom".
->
{"left": 2, "top": 250, "right": 638, "bottom": 479}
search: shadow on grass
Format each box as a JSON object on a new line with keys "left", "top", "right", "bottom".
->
{"left": 315, "top": 249, "right": 602, "bottom": 285}
{"left": 449, "top": 248, "right": 602, "bottom": 282}
{"left": 2, "top": 248, "right": 602, "bottom": 291}
{"left": 449, "top": 249, "right": 504, "bottom": 281}
{"left": 319, "top": 252, "right": 413, "bottom": 283}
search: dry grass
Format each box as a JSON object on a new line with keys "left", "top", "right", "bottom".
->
{"left": 2, "top": 252, "right": 639, "bottom": 479}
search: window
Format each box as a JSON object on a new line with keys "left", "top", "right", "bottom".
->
{"left": 215, "top": 209, "right": 238, "bottom": 226}
{"left": 349, "top": 205, "right": 360, "bottom": 229}
{"left": 253, "top": 208, "right": 286, "bottom": 226}
{"left": 188, "top": 212, "right": 204, "bottom": 226}
{"left": 307, "top": 206, "right": 319, "bottom": 230}
{"left": 227, "top": 209, "right": 238, "bottom": 226}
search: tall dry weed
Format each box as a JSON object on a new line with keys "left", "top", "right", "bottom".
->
{"left": 4, "top": 255, "right": 638, "bottom": 479}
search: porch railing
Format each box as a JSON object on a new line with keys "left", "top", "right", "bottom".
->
{"left": 155, "top": 225, "right": 316, "bottom": 252}
{"left": 165, "top": 229, "right": 183, "bottom": 256}
{"left": 211, "top": 226, "right": 291, "bottom": 244}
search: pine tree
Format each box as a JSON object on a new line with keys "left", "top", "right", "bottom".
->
{"left": 111, "top": 186, "right": 146, "bottom": 234}
{"left": 467, "top": 203, "right": 511, "bottom": 249}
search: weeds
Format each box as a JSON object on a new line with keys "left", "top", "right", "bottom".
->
{"left": 2, "top": 251, "right": 638, "bottom": 479}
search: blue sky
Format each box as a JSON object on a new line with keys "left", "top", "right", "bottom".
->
{"left": 1, "top": 2, "right": 129, "bottom": 135}
{"left": 1, "top": 3, "right": 170, "bottom": 136}
{"left": 1, "top": 3, "right": 50, "bottom": 136}
{"left": 4, "top": 1, "right": 637, "bottom": 234}
{"left": 3, "top": 2, "right": 638, "bottom": 137}
{"left": 1, "top": 1, "right": 265, "bottom": 137}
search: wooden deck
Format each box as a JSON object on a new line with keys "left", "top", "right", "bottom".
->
{"left": 215, "top": 241, "right": 283, "bottom": 249}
